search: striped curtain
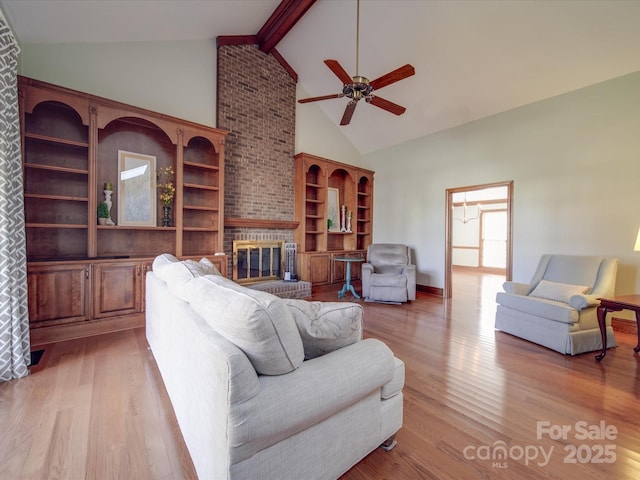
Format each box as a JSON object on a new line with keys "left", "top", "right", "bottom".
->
{"left": 0, "top": 10, "right": 30, "bottom": 382}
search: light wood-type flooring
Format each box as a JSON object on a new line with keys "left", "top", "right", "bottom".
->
{"left": 1, "top": 271, "right": 639, "bottom": 479}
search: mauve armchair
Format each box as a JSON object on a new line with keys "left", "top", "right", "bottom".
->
{"left": 362, "top": 244, "right": 416, "bottom": 303}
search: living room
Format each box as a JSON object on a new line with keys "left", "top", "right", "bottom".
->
{"left": 1, "top": 1, "right": 640, "bottom": 479}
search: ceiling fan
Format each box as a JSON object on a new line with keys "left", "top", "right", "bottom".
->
{"left": 298, "top": 0, "right": 415, "bottom": 126}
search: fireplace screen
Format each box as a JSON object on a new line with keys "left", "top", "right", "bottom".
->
{"left": 233, "top": 240, "right": 284, "bottom": 284}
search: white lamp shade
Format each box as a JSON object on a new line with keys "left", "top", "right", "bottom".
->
{"left": 634, "top": 227, "right": 640, "bottom": 251}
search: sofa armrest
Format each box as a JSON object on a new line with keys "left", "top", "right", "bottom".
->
{"left": 569, "top": 294, "right": 601, "bottom": 310}
{"left": 228, "top": 338, "right": 398, "bottom": 461}
{"left": 503, "top": 281, "right": 533, "bottom": 296}
{"left": 362, "top": 263, "right": 374, "bottom": 298}
{"left": 284, "top": 299, "right": 363, "bottom": 359}
{"left": 403, "top": 264, "right": 417, "bottom": 301}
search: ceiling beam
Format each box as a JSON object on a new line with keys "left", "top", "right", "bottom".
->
{"left": 256, "top": 0, "right": 318, "bottom": 53}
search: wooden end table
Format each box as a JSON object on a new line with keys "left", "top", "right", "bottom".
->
{"left": 595, "top": 295, "right": 640, "bottom": 361}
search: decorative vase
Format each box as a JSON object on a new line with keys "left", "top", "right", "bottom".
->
{"left": 162, "top": 205, "right": 171, "bottom": 227}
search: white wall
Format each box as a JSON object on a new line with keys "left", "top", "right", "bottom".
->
{"left": 20, "top": 40, "right": 217, "bottom": 128}
{"left": 364, "top": 71, "right": 640, "bottom": 294}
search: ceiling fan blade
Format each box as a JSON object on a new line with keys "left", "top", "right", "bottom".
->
{"left": 340, "top": 101, "right": 358, "bottom": 126}
{"left": 367, "top": 96, "right": 407, "bottom": 116}
{"left": 369, "top": 64, "right": 415, "bottom": 91}
{"left": 298, "top": 93, "right": 344, "bottom": 104}
{"left": 324, "top": 59, "right": 354, "bottom": 85}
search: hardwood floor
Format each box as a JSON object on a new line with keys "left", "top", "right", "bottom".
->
{"left": 2, "top": 271, "right": 639, "bottom": 479}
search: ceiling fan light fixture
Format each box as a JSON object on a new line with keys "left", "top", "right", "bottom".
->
{"left": 342, "top": 76, "right": 372, "bottom": 100}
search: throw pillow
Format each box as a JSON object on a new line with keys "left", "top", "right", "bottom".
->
{"left": 183, "top": 257, "right": 222, "bottom": 277}
{"left": 186, "top": 275, "right": 304, "bottom": 375}
{"left": 152, "top": 253, "right": 179, "bottom": 272}
{"left": 152, "top": 255, "right": 222, "bottom": 300}
{"left": 284, "top": 299, "right": 363, "bottom": 359}
{"left": 528, "top": 280, "right": 590, "bottom": 304}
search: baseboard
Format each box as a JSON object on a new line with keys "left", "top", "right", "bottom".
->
{"left": 612, "top": 316, "right": 638, "bottom": 334}
{"left": 417, "top": 284, "right": 443, "bottom": 297}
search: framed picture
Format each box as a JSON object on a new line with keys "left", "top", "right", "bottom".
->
{"left": 327, "top": 187, "right": 340, "bottom": 232}
{"left": 117, "top": 150, "right": 156, "bottom": 226}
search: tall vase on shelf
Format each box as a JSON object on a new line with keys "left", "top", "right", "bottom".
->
{"left": 157, "top": 166, "right": 175, "bottom": 228}
{"left": 162, "top": 205, "right": 171, "bottom": 227}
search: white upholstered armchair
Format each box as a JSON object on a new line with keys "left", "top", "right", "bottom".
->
{"left": 362, "top": 244, "right": 416, "bottom": 303}
{"left": 495, "top": 254, "right": 618, "bottom": 355}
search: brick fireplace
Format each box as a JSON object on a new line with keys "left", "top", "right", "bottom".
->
{"left": 217, "top": 42, "right": 298, "bottom": 278}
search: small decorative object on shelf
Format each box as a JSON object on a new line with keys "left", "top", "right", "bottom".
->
{"left": 157, "top": 166, "right": 175, "bottom": 227}
{"left": 341, "top": 205, "right": 347, "bottom": 232}
{"left": 103, "top": 182, "right": 116, "bottom": 225}
{"left": 97, "top": 201, "right": 110, "bottom": 225}
{"left": 347, "top": 210, "right": 352, "bottom": 233}
{"left": 162, "top": 205, "right": 171, "bottom": 228}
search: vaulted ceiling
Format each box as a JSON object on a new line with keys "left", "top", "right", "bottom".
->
{"left": 3, "top": 0, "right": 640, "bottom": 154}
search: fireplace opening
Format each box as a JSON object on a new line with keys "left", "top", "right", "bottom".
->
{"left": 232, "top": 240, "right": 282, "bottom": 284}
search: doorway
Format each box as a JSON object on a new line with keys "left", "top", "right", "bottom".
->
{"left": 444, "top": 181, "right": 513, "bottom": 299}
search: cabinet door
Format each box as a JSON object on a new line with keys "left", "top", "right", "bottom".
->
{"left": 304, "top": 253, "right": 331, "bottom": 285}
{"left": 27, "top": 263, "right": 90, "bottom": 326}
{"left": 93, "top": 262, "right": 142, "bottom": 318}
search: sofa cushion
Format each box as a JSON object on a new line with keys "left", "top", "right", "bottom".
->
{"left": 375, "top": 265, "right": 405, "bottom": 275}
{"left": 529, "top": 280, "right": 590, "bottom": 304}
{"left": 370, "top": 273, "right": 407, "bottom": 287}
{"left": 540, "top": 255, "right": 603, "bottom": 289}
{"left": 283, "top": 299, "right": 363, "bottom": 359}
{"left": 152, "top": 253, "right": 180, "bottom": 271}
{"left": 185, "top": 275, "right": 304, "bottom": 375}
{"left": 496, "top": 291, "right": 580, "bottom": 324}
{"left": 153, "top": 254, "right": 221, "bottom": 284}
{"left": 152, "top": 254, "right": 222, "bottom": 300}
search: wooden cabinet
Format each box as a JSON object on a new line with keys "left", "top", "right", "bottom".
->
{"left": 298, "top": 253, "right": 332, "bottom": 285}
{"left": 27, "top": 263, "right": 91, "bottom": 326}
{"left": 92, "top": 261, "right": 144, "bottom": 319}
{"left": 19, "top": 76, "right": 228, "bottom": 344}
{"left": 294, "top": 153, "right": 373, "bottom": 286}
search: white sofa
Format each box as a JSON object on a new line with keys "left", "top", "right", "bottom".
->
{"left": 146, "top": 254, "right": 404, "bottom": 480}
{"left": 495, "top": 254, "right": 618, "bottom": 355}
